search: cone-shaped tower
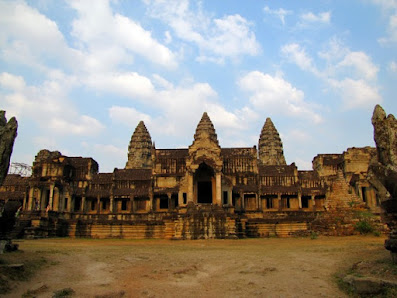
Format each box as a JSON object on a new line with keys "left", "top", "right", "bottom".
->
{"left": 193, "top": 112, "right": 219, "bottom": 145}
{"left": 258, "top": 117, "right": 286, "bottom": 165}
{"left": 187, "top": 112, "right": 222, "bottom": 172}
{"left": 125, "top": 121, "right": 153, "bottom": 169}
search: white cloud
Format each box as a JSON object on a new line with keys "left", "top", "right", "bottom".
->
{"left": 0, "top": 1, "right": 81, "bottom": 73}
{"left": 0, "top": 72, "right": 26, "bottom": 90}
{"left": 109, "top": 106, "right": 152, "bottom": 127}
{"left": 0, "top": 72, "right": 104, "bottom": 136}
{"left": 389, "top": 61, "right": 397, "bottom": 72}
{"left": 70, "top": 0, "right": 177, "bottom": 70}
{"left": 238, "top": 71, "right": 322, "bottom": 123}
{"left": 336, "top": 52, "right": 379, "bottom": 80}
{"left": 144, "top": 0, "right": 260, "bottom": 63}
{"left": 300, "top": 11, "right": 331, "bottom": 24}
{"left": 85, "top": 72, "right": 155, "bottom": 99}
{"left": 282, "top": 39, "right": 382, "bottom": 109}
{"left": 49, "top": 116, "right": 104, "bottom": 136}
{"left": 281, "top": 43, "right": 317, "bottom": 73}
{"left": 328, "top": 78, "right": 382, "bottom": 109}
{"left": 264, "top": 6, "right": 292, "bottom": 25}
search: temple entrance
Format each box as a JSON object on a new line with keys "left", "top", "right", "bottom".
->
{"left": 195, "top": 163, "right": 214, "bottom": 204}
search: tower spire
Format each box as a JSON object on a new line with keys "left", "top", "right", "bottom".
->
{"left": 125, "top": 121, "right": 153, "bottom": 169}
{"left": 258, "top": 117, "right": 286, "bottom": 165}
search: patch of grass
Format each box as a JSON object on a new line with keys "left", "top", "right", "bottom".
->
{"left": 0, "top": 251, "right": 50, "bottom": 295}
{"left": 310, "top": 231, "right": 318, "bottom": 240}
{"left": 53, "top": 287, "right": 75, "bottom": 297}
{"left": 355, "top": 220, "right": 374, "bottom": 235}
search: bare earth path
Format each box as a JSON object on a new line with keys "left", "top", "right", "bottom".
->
{"left": 5, "top": 236, "right": 387, "bottom": 297}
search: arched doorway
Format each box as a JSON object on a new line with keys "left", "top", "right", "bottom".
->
{"left": 195, "top": 163, "right": 214, "bottom": 204}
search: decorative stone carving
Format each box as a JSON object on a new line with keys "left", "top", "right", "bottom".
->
{"left": 125, "top": 121, "right": 153, "bottom": 169}
{"left": 186, "top": 112, "right": 222, "bottom": 172}
{"left": 369, "top": 105, "right": 397, "bottom": 261}
{"left": 258, "top": 118, "right": 286, "bottom": 165}
{"left": 0, "top": 111, "right": 17, "bottom": 186}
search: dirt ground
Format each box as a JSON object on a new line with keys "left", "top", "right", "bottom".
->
{"left": 2, "top": 235, "right": 389, "bottom": 297}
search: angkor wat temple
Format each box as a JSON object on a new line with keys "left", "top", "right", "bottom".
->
{"left": 0, "top": 112, "right": 381, "bottom": 239}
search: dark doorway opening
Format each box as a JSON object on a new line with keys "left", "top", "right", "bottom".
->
{"left": 198, "top": 181, "right": 212, "bottom": 204}
{"left": 196, "top": 163, "right": 214, "bottom": 204}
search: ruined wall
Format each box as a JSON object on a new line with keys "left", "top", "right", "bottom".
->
{"left": 0, "top": 111, "right": 17, "bottom": 186}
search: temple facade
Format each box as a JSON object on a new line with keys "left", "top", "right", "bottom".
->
{"left": 0, "top": 113, "right": 381, "bottom": 239}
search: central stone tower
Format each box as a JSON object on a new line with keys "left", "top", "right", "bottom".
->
{"left": 125, "top": 121, "right": 153, "bottom": 169}
{"left": 258, "top": 117, "right": 286, "bottom": 165}
{"left": 186, "top": 112, "right": 223, "bottom": 205}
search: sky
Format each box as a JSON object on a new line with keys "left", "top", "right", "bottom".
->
{"left": 1, "top": 0, "right": 397, "bottom": 173}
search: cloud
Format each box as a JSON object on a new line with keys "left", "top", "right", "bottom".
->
{"left": 300, "top": 11, "right": 331, "bottom": 24}
{"left": 263, "top": 6, "right": 292, "bottom": 25}
{"left": 370, "top": 0, "right": 397, "bottom": 44}
{"left": 328, "top": 78, "right": 382, "bottom": 109}
{"left": 336, "top": 52, "right": 379, "bottom": 80}
{"left": 281, "top": 39, "right": 382, "bottom": 109}
{"left": 144, "top": 0, "right": 260, "bottom": 63}
{"left": 281, "top": 43, "right": 317, "bottom": 73}
{"left": 85, "top": 72, "right": 155, "bottom": 99}
{"left": 49, "top": 116, "right": 104, "bottom": 136}
{"left": 70, "top": 0, "right": 177, "bottom": 70}
{"left": 0, "top": 72, "right": 104, "bottom": 136}
{"left": 0, "top": 72, "right": 26, "bottom": 90}
{"left": 389, "top": 61, "right": 397, "bottom": 72}
{"left": 109, "top": 106, "right": 152, "bottom": 127}
{"left": 238, "top": 71, "right": 323, "bottom": 123}
{"left": 0, "top": 1, "right": 81, "bottom": 73}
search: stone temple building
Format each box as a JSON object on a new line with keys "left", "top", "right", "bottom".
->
{"left": 0, "top": 112, "right": 381, "bottom": 239}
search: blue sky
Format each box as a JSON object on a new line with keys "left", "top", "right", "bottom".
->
{"left": 1, "top": 0, "right": 397, "bottom": 172}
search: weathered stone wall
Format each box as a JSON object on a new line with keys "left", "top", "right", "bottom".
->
{"left": 0, "top": 111, "right": 17, "bottom": 186}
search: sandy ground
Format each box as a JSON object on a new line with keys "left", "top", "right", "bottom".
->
{"left": 4, "top": 235, "right": 388, "bottom": 298}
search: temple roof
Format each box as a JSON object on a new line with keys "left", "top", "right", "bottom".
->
{"left": 258, "top": 118, "right": 286, "bottom": 166}
{"left": 193, "top": 112, "right": 219, "bottom": 145}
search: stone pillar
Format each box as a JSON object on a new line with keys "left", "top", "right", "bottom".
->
{"left": 298, "top": 193, "right": 302, "bottom": 209}
{"left": 277, "top": 193, "right": 282, "bottom": 211}
{"left": 216, "top": 172, "right": 222, "bottom": 206}
{"left": 27, "top": 187, "right": 34, "bottom": 211}
{"left": 311, "top": 195, "right": 315, "bottom": 211}
{"left": 167, "top": 193, "right": 171, "bottom": 211}
{"left": 241, "top": 192, "right": 245, "bottom": 210}
{"left": 49, "top": 184, "right": 54, "bottom": 210}
{"left": 81, "top": 196, "right": 86, "bottom": 213}
{"left": 178, "top": 191, "right": 183, "bottom": 206}
{"left": 228, "top": 190, "right": 232, "bottom": 206}
{"left": 110, "top": 196, "right": 114, "bottom": 213}
{"left": 258, "top": 194, "right": 262, "bottom": 211}
{"left": 188, "top": 172, "right": 194, "bottom": 203}
{"left": 97, "top": 196, "right": 100, "bottom": 213}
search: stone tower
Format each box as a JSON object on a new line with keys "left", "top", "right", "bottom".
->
{"left": 258, "top": 117, "right": 286, "bottom": 165}
{"left": 0, "top": 111, "right": 18, "bottom": 186}
{"left": 125, "top": 121, "right": 153, "bottom": 169}
{"left": 193, "top": 112, "right": 220, "bottom": 145}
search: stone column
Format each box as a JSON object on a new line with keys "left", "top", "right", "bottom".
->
{"left": 228, "top": 190, "right": 232, "bottom": 206}
{"left": 277, "top": 193, "right": 282, "bottom": 211}
{"left": 97, "top": 196, "right": 100, "bottom": 213}
{"left": 298, "top": 193, "right": 302, "bottom": 209}
{"left": 167, "top": 193, "right": 171, "bottom": 211}
{"left": 216, "top": 172, "right": 222, "bottom": 206}
{"left": 241, "top": 192, "right": 245, "bottom": 210}
{"left": 27, "top": 187, "right": 34, "bottom": 211}
{"left": 81, "top": 196, "right": 86, "bottom": 213}
{"left": 311, "top": 195, "right": 315, "bottom": 211}
{"left": 110, "top": 196, "right": 114, "bottom": 213}
{"left": 49, "top": 184, "right": 54, "bottom": 210}
{"left": 258, "top": 194, "right": 262, "bottom": 211}
{"left": 188, "top": 172, "right": 194, "bottom": 203}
